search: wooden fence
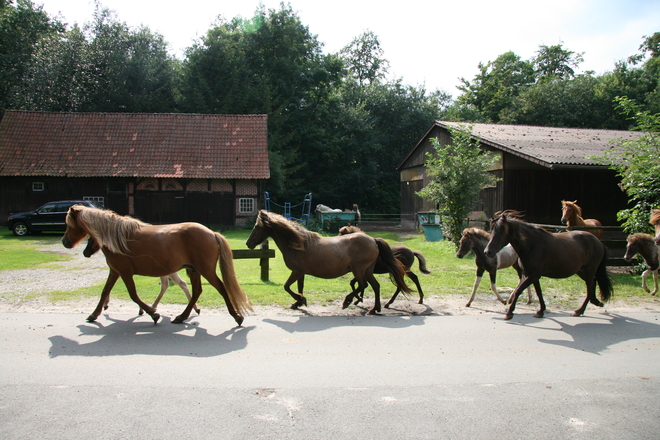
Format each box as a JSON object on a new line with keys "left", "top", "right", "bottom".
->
{"left": 231, "top": 241, "right": 276, "bottom": 281}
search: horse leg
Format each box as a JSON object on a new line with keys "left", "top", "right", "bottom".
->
{"left": 348, "top": 278, "right": 363, "bottom": 305}
{"left": 384, "top": 288, "right": 401, "bottom": 308}
{"left": 488, "top": 271, "right": 508, "bottom": 305}
{"left": 532, "top": 281, "right": 545, "bottom": 318}
{"left": 642, "top": 269, "right": 650, "bottom": 293}
{"left": 343, "top": 279, "right": 368, "bottom": 309}
{"left": 283, "top": 272, "right": 307, "bottom": 309}
{"left": 504, "top": 276, "right": 536, "bottom": 320}
{"left": 173, "top": 270, "right": 203, "bottom": 324}
{"left": 121, "top": 275, "right": 160, "bottom": 324}
{"left": 466, "top": 267, "right": 485, "bottom": 307}
{"left": 88, "top": 270, "right": 120, "bottom": 322}
{"left": 652, "top": 269, "right": 659, "bottom": 296}
{"left": 366, "top": 272, "right": 381, "bottom": 315}
{"left": 144, "top": 276, "right": 169, "bottom": 316}
{"left": 573, "top": 278, "right": 599, "bottom": 317}
{"left": 170, "top": 273, "right": 199, "bottom": 314}
{"left": 407, "top": 270, "right": 424, "bottom": 304}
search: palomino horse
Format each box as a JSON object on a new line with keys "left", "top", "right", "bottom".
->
{"left": 83, "top": 237, "right": 200, "bottom": 315}
{"left": 484, "top": 210, "right": 612, "bottom": 320}
{"left": 456, "top": 227, "right": 533, "bottom": 307}
{"left": 338, "top": 225, "right": 430, "bottom": 308}
{"left": 62, "top": 205, "right": 252, "bottom": 325}
{"left": 561, "top": 200, "right": 604, "bottom": 239}
{"left": 651, "top": 209, "right": 660, "bottom": 245}
{"left": 246, "top": 210, "right": 411, "bottom": 315}
{"left": 624, "top": 233, "right": 659, "bottom": 296}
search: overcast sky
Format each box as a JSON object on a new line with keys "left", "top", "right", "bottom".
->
{"left": 40, "top": 0, "right": 660, "bottom": 96}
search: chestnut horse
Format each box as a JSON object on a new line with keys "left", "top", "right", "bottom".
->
{"left": 456, "top": 227, "right": 533, "bottom": 307}
{"left": 62, "top": 205, "right": 252, "bottom": 325}
{"left": 83, "top": 236, "right": 200, "bottom": 315}
{"left": 338, "top": 225, "right": 430, "bottom": 308}
{"left": 484, "top": 210, "right": 612, "bottom": 320}
{"left": 624, "top": 233, "right": 659, "bottom": 296}
{"left": 561, "top": 200, "right": 604, "bottom": 239}
{"left": 246, "top": 210, "right": 411, "bottom": 315}
{"left": 651, "top": 209, "right": 660, "bottom": 245}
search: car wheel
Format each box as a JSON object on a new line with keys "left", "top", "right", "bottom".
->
{"left": 12, "top": 222, "right": 29, "bottom": 236}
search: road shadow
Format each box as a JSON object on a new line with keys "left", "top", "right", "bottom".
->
{"left": 516, "top": 313, "right": 660, "bottom": 355}
{"left": 48, "top": 314, "right": 254, "bottom": 358}
{"left": 262, "top": 312, "right": 429, "bottom": 333}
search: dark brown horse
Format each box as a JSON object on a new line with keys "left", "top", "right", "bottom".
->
{"left": 246, "top": 210, "right": 411, "bottom": 314}
{"left": 62, "top": 205, "right": 252, "bottom": 325}
{"left": 484, "top": 210, "right": 612, "bottom": 320}
{"left": 338, "top": 225, "right": 430, "bottom": 308}
{"left": 561, "top": 200, "right": 604, "bottom": 239}
{"left": 83, "top": 236, "right": 200, "bottom": 315}
{"left": 624, "top": 233, "right": 659, "bottom": 296}
{"left": 456, "top": 227, "right": 533, "bottom": 307}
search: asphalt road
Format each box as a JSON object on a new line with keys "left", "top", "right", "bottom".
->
{"left": 1, "top": 309, "right": 659, "bottom": 440}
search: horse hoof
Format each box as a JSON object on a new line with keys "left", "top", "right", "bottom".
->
{"left": 572, "top": 310, "right": 583, "bottom": 317}
{"left": 534, "top": 311, "right": 544, "bottom": 318}
{"left": 465, "top": 303, "right": 472, "bottom": 308}
{"left": 172, "top": 315, "right": 185, "bottom": 324}
{"left": 152, "top": 313, "right": 160, "bottom": 324}
{"left": 234, "top": 315, "right": 244, "bottom": 326}
{"left": 290, "top": 303, "right": 299, "bottom": 310}
{"left": 367, "top": 309, "right": 379, "bottom": 315}
{"left": 86, "top": 315, "right": 97, "bottom": 322}
{"left": 504, "top": 313, "right": 514, "bottom": 320}
{"left": 138, "top": 310, "right": 144, "bottom": 316}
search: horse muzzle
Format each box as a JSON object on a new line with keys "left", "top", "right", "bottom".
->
{"left": 61, "top": 237, "right": 73, "bottom": 249}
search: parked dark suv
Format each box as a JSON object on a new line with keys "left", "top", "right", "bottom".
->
{"left": 7, "top": 200, "right": 102, "bottom": 236}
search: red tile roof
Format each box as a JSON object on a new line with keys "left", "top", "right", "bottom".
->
{"left": 0, "top": 111, "right": 270, "bottom": 179}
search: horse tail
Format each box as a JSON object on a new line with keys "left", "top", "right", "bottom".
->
{"left": 215, "top": 232, "right": 253, "bottom": 315}
{"left": 596, "top": 243, "right": 613, "bottom": 303}
{"left": 413, "top": 250, "right": 431, "bottom": 274}
{"left": 375, "top": 238, "right": 414, "bottom": 294}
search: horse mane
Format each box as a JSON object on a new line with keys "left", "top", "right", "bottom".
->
{"left": 462, "top": 227, "right": 490, "bottom": 240}
{"left": 650, "top": 209, "right": 660, "bottom": 226}
{"left": 627, "top": 233, "right": 655, "bottom": 246}
{"left": 338, "top": 225, "right": 362, "bottom": 235}
{"left": 257, "top": 211, "right": 320, "bottom": 251}
{"left": 68, "top": 205, "right": 149, "bottom": 254}
{"left": 492, "top": 210, "right": 550, "bottom": 240}
{"left": 562, "top": 200, "right": 583, "bottom": 219}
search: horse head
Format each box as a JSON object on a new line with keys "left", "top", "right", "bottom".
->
{"left": 560, "top": 200, "right": 580, "bottom": 225}
{"left": 484, "top": 211, "right": 522, "bottom": 258}
{"left": 246, "top": 210, "right": 274, "bottom": 249}
{"left": 83, "top": 236, "right": 101, "bottom": 258}
{"left": 650, "top": 209, "right": 660, "bottom": 245}
{"left": 61, "top": 204, "right": 90, "bottom": 249}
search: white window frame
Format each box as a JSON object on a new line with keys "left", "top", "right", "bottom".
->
{"left": 84, "top": 196, "right": 105, "bottom": 208}
{"left": 32, "top": 182, "right": 44, "bottom": 192}
{"left": 238, "top": 198, "right": 255, "bottom": 214}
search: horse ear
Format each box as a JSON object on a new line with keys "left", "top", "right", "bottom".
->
{"left": 259, "top": 210, "right": 270, "bottom": 225}
{"left": 573, "top": 200, "right": 578, "bottom": 204}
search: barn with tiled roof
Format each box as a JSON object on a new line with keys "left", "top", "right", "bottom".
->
{"left": 399, "top": 121, "right": 643, "bottom": 231}
{"left": 0, "top": 111, "right": 269, "bottom": 226}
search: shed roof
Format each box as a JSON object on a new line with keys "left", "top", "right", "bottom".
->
{"left": 400, "top": 121, "right": 644, "bottom": 170}
{"left": 0, "top": 111, "right": 270, "bottom": 179}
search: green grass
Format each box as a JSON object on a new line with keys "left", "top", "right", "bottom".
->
{"left": 0, "top": 227, "right": 656, "bottom": 309}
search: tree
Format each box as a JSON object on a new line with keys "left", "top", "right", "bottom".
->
{"left": 339, "top": 30, "right": 389, "bottom": 85}
{"left": 532, "top": 43, "right": 584, "bottom": 83}
{"left": 456, "top": 51, "right": 535, "bottom": 123}
{"left": 595, "top": 97, "right": 660, "bottom": 233}
{"left": 417, "top": 125, "right": 500, "bottom": 245}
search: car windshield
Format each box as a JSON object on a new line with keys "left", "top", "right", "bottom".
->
{"left": 37, "top": 204, "right": 57, "bottom": 213}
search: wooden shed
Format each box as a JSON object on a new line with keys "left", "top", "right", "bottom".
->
{"left": 0, "top": 111, "right": 270, "bottom": 227}
{"left": 398, "top": 121, "right": 642, "bottom": 231}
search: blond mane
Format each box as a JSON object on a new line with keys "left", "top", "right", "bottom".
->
{"left": 650, "top": 209, "right": 660, "bottom": 226}
{"left": 67, "top": 205, "right": 149, "bottom": 254}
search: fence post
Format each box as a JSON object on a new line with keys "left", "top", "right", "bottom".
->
{"left": 260, "top": 241, "right": 270, "bottom": 281}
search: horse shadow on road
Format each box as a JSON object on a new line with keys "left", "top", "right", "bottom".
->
{"left": 511, "top": 313, "right": 660, "bottom": 355}
{"left": 48, "top": 314, "right": 254, "bottom": 358}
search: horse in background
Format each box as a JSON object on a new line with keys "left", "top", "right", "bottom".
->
{"left": 561, "top": 200, "right": 604, "bottom": 239}
{"left": 83, "top": 236, "right": 200, "bottom": 315}
{"left": 338, "top": 225, "right": 430, "bottom": 308}
{"left": 484, "top": 210, "right": 612, "bottom": 320}
{"left": 651, "top": 209, "right": 660, "bottom": 245}
{"left": 624, "top": 233, "right": 659, "bottom": 296}
{"left": 62, "top": 205, "right": 251, "bottom": 325}
{"left": 456, "top": 227, "right": 533, "bottom": 307}
{"left": 246, "top": 210, "right": 412, "bottom": 315}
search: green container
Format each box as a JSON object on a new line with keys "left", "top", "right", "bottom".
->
{"left": 422, "top": 224, "right": 443, "bottom": 241}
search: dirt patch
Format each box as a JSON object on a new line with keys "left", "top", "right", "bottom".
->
{"left": 1, "top": 239, "right": 659, "bottom": 318}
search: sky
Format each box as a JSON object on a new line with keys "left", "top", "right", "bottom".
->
{"left": 39, "top": 0, "right": 660, "bottom": 96}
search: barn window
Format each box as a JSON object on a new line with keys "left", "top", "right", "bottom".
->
{"left": 239, "top": 198, "right": 255, "bottom": 214}
{"left": 84, "top": 196, "right": 105, "bottom": 208}
{"left": 32, "top": 182, "right": 44, "bottom": 192}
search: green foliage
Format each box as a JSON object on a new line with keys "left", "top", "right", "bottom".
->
{"left": 416, "top": 125, "right": 500, "bottom": 245}
{"left": 339, "top": 30, "right": 389, "bottom": 85}
{"left": 595, "top": 97, "right": 660, "bottom": 233}
{"left": 532, "top": 43, "right": 584, "bottom": 83}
